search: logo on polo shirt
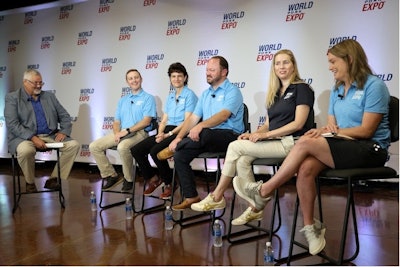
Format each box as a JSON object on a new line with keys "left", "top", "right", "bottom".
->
{"left": 24, "top": 11, "right": 37, "bottom": 24}
{"left": 79, "top": 88, "right": 94, "bottom": 102}
{"left": 196, "top": 49, "right": 219, "bottom": 66}
{"left": 362, "top": 0, "right": 386, "bottom": 11}
{"left": 145, "top": 54, "right": 164, "bottom": 69}
{"left": 286, "top": 1, "right": 313, "bottom": 22}
{"left": 77, "top": 31, "right": 92, "bottom": 45}
{"left": 59, "top": 5, "right": 73, "bottom": 20}
{"left": 328, "top": 35, "right": 357, "bottom": 48}
{"left": 256, "top": 43, "right": 282, "bottom": 62}
{"left": 102, "top": 116, "right": 114, "bottom": 130}
{"left": 61, "top": 61, "right": 76, "bottom": 75}
{"left": 119, "top": 25, "right": 136, "bottom": 41}
{"left": 101, "top": 57, "right": 117, "bottom": 72}
{"left": 221, "top": 11, "right": 245, "bottom": 30}
{"left": 99, "top": 0, "right": 114, "bottom": 13}
{"left": 8, "top": 40, "right": 20, "bottom": 53}
{"left": 41, "top": 35, "right": 54, "bottom": 49}
{"left": 166, "top": 18, "right": 186, "bottom": 36}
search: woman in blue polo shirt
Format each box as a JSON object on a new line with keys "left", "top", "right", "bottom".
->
{"left": 130, "top": 63, "right": 198, "bottom": 199}
{"left": 232, "top": 39, "right": 390, "bottom": 256}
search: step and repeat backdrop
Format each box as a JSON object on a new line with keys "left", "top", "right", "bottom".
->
{"left": 0, "top": 0, "right": 398, "bottom": 172}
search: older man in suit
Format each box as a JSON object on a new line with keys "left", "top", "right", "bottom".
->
{"left": 4, "top": 69, "right": 80, "bottom": 192}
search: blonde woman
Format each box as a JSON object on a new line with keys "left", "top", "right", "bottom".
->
{"left": 192, "top": 49, "right": 315, "bottom": 225}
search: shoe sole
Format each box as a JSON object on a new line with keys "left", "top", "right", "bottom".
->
{"left": 231, "top": 216, "right": 262, "bottom": 226}
{"left": 191, "top": 203, "right": 226, "bottom": 212}
{"left": 232, "top": 177, "right": 257, "bottom": 208}
{"left": 102, "top": 177, "right": 123, "bottom": 191}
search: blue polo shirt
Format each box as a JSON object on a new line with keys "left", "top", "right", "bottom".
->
{"left": 328, "top": 75, "right": 390, "bottom": 149}
{"left": 193, "top": 79, "right": 244, "bottom": 134}
{"left": 115, "top": 89, "right": 156, "bottom": 132}
{"left": 164, "top": 86, "right": 198, "bottom": 126}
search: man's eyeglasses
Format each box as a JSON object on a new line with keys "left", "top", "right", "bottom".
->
{"left": 26, "top": 80, "right": 45, "bottom": 86}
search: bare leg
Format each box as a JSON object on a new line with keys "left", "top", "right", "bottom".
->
{"left": 296, "top": 157, "right": 327, "bottom": 226}
{"left": 212, "top": 174, "right": 232, "bottom": 201}
{"left": 259, "top": 135, "right": 334, "bottom": 198}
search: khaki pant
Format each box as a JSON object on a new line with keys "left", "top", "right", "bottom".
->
{"left": 221, "top": 136, "right": 295, "bottom": 182}
{"left": 16, "top": 136, "right": 80, "bottom": 184}
{"left": 89, "top": 130, "right": 148, "bottom": 182}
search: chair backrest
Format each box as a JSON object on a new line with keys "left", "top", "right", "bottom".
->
{"left": 305, "top": 108, "right": 316, "bottom": 129}
{"left": 243, "top": 103, "right": 251, "bottom": 133}
{"left": 145, "top": 117, "right": 159, "bottom": 133}
{"left": 389, "top": 96, "right": 399, "bottom": 142}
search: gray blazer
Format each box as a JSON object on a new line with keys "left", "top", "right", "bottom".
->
{"left": 4, "top": 88, "right": 74, "bottom": 154}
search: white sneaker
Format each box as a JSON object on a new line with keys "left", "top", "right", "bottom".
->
{"left": 231, "top": 207, "right": 263, "bottom": 225}
{"left": 191, "top": 193, "right": 226, "bottom": 211}
{"left": 232, "top": 176, "right": 271, "bottom": 210}
{"left": 300, "top": 219, "right": 326, "bottom": 255}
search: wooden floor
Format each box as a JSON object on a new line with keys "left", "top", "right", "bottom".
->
{"left": 0, "top": 159, "right": 398, "bottom": 266}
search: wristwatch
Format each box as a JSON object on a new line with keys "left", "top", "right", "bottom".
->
{"left": 126, "top": 128, "right": 131, "bottom": 134}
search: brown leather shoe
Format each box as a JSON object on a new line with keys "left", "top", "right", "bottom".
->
{"left": 143, "top": 179, "right": 163, "bottom": 196}
{"left": 172, "top": 196, "right": 201, "bottom": 211}
{"left": 44, "top": 177, "right": 60, "bottom": 190}
{"left": 26, "top": 183, "right": 38, "bottom": 193}
{"left": 157, "top": 147, "right": 174, "bottom": 160}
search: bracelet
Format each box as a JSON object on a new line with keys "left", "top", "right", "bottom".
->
{"left": 168, "top": 131, "right": 173, "bottom": 136}
{"left": 126, "top": 128, "right": 131, "bottom": 134}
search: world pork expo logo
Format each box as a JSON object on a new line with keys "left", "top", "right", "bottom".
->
{"left": 328, "top": 35, "right": 357, "bottom": 48}
{"left": 102, "top": 116, "right": 114, "bottom": 130}
{"left": 119, "top": 25, "right": 136, "bottom": 41}
{"left": 100, "top": 57, "right": 117, "bottom": 72}
{"left": 121, "top": 87, "right": 131, "bottom": 97}
{"left": 285, "top": 1, "right": 313, "bottom": 21}
{"left": 61, "top": 61, "right": 76, "bottom": 75}
{"left": 256, "top": 43, "right": 282, "bottom": 62}
{"left": 362, "top": 0, "right": 386, "bottom": 11}
{"left": 77, "top": 31, "right": 92, "bottom": 45}
{"left": 24, "top": 11, "right": 37, "bottom": 24}
{"left": 166, "top": 18, "right": 186, "bottom": 36}
{"left": 40, "top": 35, "right": 54, "bottom": 49}
{"left": 79, "top": 88, "right": 94, "bottom": 102}
{"left": 196, "top": 49, "right": 219, "bottom": 66}
{"left": 8, "top": 40, "right": 20, "bottom": 53}
{"left": 59, "top": 5, "right": 73, "bottom": 20}
{"left": 80, "top": 144, "right": 91, "bottom": 157}
{"left": 221, "top": 11, "right": 245, "bottom": 29}
{"left": 98, "top": 0, "right": 114, "bottom": 13}
{"left": 145, "top": 54, "right": 164, "bottom": 69}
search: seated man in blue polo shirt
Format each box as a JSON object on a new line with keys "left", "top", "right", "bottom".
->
{"left": 168, "top": 56, "right": 244, "bottom": 210}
